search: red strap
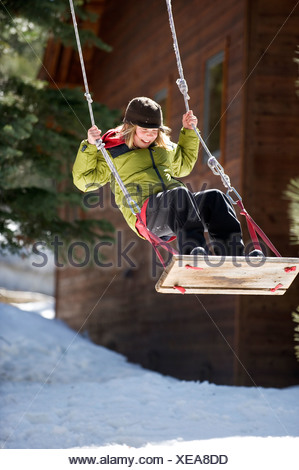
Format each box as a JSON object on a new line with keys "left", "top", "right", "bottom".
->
{"left": 135, "top": 199, "right": 178, "bottom": 268}
{"left": 185, "top": 264, "right": 204, "bottom": 271}
{"left": 270, "top": 283, "right": 283, "bottom": 292}
{"left": 236, "top": 200, "right": 282, "bottom": 257}
{"left": 284, "top": 266, "right": 296, "bottom": 272}
{"left": 173, "top": 285, "right": 186, "bottom": 294}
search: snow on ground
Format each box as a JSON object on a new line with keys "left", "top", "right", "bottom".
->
{"left": 0, "top": 300, "right": 299, "bottom": 468}
{"left": 0, "top": 250, "right": 55, "bottom": 295}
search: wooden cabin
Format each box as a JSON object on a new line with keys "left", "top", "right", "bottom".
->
{"left": 42, "top": 0, "right": 299, "bottom": 387}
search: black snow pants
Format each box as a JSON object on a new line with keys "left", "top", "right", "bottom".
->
{"left": 145, "top": 187, "right": 244, "bottom": 255}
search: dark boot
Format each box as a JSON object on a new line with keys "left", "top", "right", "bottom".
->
{"left": 190, "top": 246, "right": 208, "bottom": 256}
{"left": 248, "top": 249, "right": 264, "bottom": 257}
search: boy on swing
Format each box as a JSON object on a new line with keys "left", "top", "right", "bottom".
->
{"left": 73, "top": 96, "right": 258, "bottom": 257}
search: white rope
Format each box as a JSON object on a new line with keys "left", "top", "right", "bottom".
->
{"left": 69, "top": 0, "right": 141, "bottom": 215}
{"left": 165, "top": 0, "right": 190, "bottom": 111}
{"left": 69, "top": 0, "right": 95, "bottom": 126}
{"left": 165, "top": 0, "right": 242, "bottom": 204}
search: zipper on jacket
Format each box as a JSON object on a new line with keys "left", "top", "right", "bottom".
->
{"left": 148, "top": 147, "right": 166, "bottom": 191}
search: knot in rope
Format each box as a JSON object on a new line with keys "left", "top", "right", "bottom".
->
{"left": 208, "top": 157, "right": 232, "bottom": 190}
{"left": 95, "top": 139, "right": 105, "bottom": 152}
{"left": 84, "top": 92, "right": 93, "bottom": 104}
{"left": 176, "top": 78, "right": 190, "bottom": 100}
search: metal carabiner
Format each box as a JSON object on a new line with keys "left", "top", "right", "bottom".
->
{"left": 226, "top": 187, "right": 242, "bottom": 205}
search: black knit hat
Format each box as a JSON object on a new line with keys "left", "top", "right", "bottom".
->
{"left": 123, "top": 97, "right": 163, "bottom": 129}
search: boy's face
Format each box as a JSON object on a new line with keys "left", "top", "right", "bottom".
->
{"left": 133, "top": 126, "right": 159, "bottom": 148}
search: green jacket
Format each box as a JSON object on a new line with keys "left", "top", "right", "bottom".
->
{"left": 72, "top": 128, "right": 199, "bottom": 236}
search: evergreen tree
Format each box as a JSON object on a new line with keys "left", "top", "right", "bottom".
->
{"left": 0, "top": 0, "right": 119, "bottom": 258}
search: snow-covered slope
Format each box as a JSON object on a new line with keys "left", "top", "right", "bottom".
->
{"left": 0, "top": 301, "right": 298, "bottom": 468}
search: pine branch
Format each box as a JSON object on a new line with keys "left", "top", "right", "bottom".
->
{"left": 0, "top": 0, "right": 111, "bottom": 52}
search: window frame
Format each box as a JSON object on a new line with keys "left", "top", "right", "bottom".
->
{"left": 203, "top": 51, "right": 225, "bottom": 161}
{"left": 200, "top": 39, "right": 229, "bottom": 166}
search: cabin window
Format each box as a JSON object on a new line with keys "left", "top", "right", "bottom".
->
{"left": 203, "top": 51, "right": 224, "bottom": 162}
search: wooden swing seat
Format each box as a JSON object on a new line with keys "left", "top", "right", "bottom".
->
{"left": 155, "top": 255, "right": 299, "bottom": 295}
